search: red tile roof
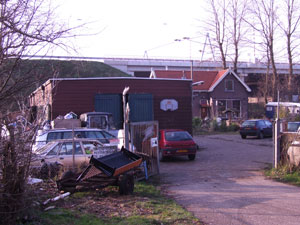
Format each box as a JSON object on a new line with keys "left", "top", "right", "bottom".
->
{"left": 152, "top": 70, "right": 228, "bottom": 91}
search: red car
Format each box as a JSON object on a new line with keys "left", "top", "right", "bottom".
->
{"left": 159, "top": 129, "right": 197, "bottom": 161}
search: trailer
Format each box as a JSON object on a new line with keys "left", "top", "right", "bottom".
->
{"left": 56, "top": 147, "right": 143, "bottom": 195}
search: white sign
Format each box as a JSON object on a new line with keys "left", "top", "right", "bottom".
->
{"left": 160, "top": 99, "right": 178, "bottom": 111}
{"left": 151, "top": 137, "right": 158, "bottom": 147}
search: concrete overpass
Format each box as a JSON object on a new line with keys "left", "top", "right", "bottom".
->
{"left": 103, "top": 57, "right": 300, "bottom": 78}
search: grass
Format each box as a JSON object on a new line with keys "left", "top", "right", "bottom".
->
{"left": 36, "top": 209, "right": 160, "bottom": 225}
{"left": 264, "top": 164, "right": 300, "bottom": 186}
{"left": 31, "top": 178, "right": 202, "bottom": 225}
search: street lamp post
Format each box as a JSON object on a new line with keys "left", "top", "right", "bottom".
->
{"left": 177, "top": 37, "right": 194, "bottom": 80}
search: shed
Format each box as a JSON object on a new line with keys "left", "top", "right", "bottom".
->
{"left": 29, "top": 77, "right": 193, "bottom": 134}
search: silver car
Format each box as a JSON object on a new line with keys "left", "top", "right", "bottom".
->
{"left": 31, "top": 139, "right": 117, "bottom": 169}
{"left": 32, "top": 128, "right": 119, "bottom": 152}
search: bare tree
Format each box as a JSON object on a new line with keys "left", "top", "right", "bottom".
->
{"left": 0, "top": 1, "right": 81, "bottom": 224}
{"left": 247, "top": 0, "right": 279, "bottom": 101}
{"left": 205, "top": 0, "right": 229, "bottom": 69}
{"left": 226, "top": 0, "right": 249, "bottom": 73}
{"left": 278, "top": 0, "right": 300, "bottom": 97}
{"left": 203, "top": 0, "right": 250, "bottom": 72}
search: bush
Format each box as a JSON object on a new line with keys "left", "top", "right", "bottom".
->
{"left": 227, "top": 123, "right": 240, "bottom": 132}
{"left": 192, "top": 117, "right": 202, "bottom": 130}
{"left": 248, "top": 103, "right": 265, "bottom": 119}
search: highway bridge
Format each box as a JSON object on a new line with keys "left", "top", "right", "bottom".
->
{"left": 102, "top": 57, "right": 300, "bottom": 79}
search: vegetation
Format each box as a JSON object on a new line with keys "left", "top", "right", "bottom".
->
{"left": 265, "top": 164, "right": 300, "bottom": 186}
{"left": 30, "top": 179, "right": 202, "bottom": 225}
{"left": 248, "top": 103, "right": 266, "bottom": 119}
{"left": 193, "top": 117, "right": 240, "bottom": 134}
{"left": 9, "top": 59, "right": 131, "bottom": 103}
{"left": 0, "top": 1, "right": 129, "bottom": 224}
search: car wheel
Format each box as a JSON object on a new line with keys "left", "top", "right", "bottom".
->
{"left": 241, "top": 135, "right": 246, "bottom": 139}
{"left": 159, "top": 150, "right": 165, "bottom": 162}
{"left": 188, "top": 154, "right": 196, "bottom": 161}
{"left": 257, "top": 131, "right": 264, "bottom": 139}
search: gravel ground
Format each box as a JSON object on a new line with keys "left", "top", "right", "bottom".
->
{"left": 160, "top": 134, "right": 300, "bottom": 225}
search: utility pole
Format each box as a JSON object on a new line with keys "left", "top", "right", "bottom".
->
{"left": 274, "top": 90, "right": 280, "bottom": 168}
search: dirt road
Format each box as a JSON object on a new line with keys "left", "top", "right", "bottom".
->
{"left": 160, "top": 134, "right": 300, "bottom": 225}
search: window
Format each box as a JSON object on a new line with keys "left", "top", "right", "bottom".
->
{"left": 232, "top": 100, "right": 241, "bottom": 117}
{"left": 217, "top": 100, "right": 227, "bottom": 117}
{"left": 47, "top": 132, "right": 62, "bottom": 142}
{"left": 258, "top": 120, "right": 266, "bottom": 128}
{"left": 165, "top": 131, "right": 192, "bottom": 141}
{"left": 82, "top": 141, "right": 102, "bottom": 154}
{"left": 47, "top": 145, "right": 60, "bottom": 155}
{"left": 86, "top": 131, "right": 105, "bottom": 139}
{"left": 225, "top": 80, "right": 234, "bottom": 92}
{"left": 61, "top": 131, "right": 73, "bottom": 139}
{"left": 59, "top": 142, "right": 83, "bottom": 155}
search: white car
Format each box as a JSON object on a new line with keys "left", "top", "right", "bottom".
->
{"left": 32, "top": 128, "right": 119, "bottom": 152}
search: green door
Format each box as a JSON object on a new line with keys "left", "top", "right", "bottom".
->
{"left": 94, "top": 94, "right": 122, "bottom": 129}
{"left": 129, "top": 94, "right": 153, "bottom": 122}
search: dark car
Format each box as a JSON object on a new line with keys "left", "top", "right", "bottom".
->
{"left": 239, "top": 119, "right": 273, "bottom": 139}
{"left": 159, "top": 129, "right": 198, "bottom": 161}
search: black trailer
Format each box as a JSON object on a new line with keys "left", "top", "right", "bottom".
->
{"left": 57, "top": 147, "right": 143, "bottom": 195}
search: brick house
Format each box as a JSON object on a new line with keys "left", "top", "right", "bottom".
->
{"left": 150, "top": 69, "right": 251, "bottom": 120}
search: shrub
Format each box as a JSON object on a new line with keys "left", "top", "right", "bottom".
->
{"left": 192, "top": 117, "right": 202, "bottom": 129}
{"left": 227, "top": 123, "right": 240, "bottom": 132}
{"left": 210, "top": 119, "right": 218, "bottom": 132}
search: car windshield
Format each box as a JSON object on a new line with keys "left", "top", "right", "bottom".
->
{"left": 165, "top": 131, "right": 192, "bottom": 141}
{"left": 35, "top": 141, "right": 58, "bottom": 155}
{"left": 242, "top": 121, "right": 256, "bottom": 127}
{"left": 288, "top": 122, "right": 300, "bottom": 132}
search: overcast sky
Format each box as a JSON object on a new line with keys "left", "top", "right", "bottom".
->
{"left": 52, "top": 0, "right": 208, "bottom": 60}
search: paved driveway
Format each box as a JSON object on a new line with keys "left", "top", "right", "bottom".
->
{"left": 160, "top": 134, "right": 300, "bottom": 225}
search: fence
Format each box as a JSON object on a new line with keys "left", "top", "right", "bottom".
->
{"left": 130, "top": 121, "right": 159, "bottom": 177}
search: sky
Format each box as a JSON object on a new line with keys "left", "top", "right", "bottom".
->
{"left": 51, "top": 0, "right": 210, "bottom": 60}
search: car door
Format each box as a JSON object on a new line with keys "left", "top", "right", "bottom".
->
{"left": 81, "top": 141, "right": 98, "bottom": 160}
{"left": 57, "top": 141, "right": 86, "bottom": 168}
{"left": 44, "top": 144, "right": 60, "bottom": 163}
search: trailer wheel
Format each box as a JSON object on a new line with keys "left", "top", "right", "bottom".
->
{"left": 58, "top": 170, "right": 76, "bottom": 193}
{"left": 118, "top": 174, "right": 134, "bottom": 195}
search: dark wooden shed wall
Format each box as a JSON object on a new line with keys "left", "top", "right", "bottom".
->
{"left": 48, "top": 78, "right": 193, "bottom": 134}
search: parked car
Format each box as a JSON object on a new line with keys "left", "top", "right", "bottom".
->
{"left": 239, "top": 119, "right": 273, "bottom": 139}
{"left": 31, "top": 139, "right": 117, "bottom": 169}
{"left": 32, "top": 128, "right": 119, "bottom": 152}
{"left": 159, "top": 129, "right": 197, "bottom": 161}
{"left": 287, "top": 122, "right": 300, "bottom": 132}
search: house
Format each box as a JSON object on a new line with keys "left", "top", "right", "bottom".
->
{"left": 29, "top": 77, "right": 194, "bottom": 134}
{"left": 150, "top": 69, "right": 251, "bottom": 120}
